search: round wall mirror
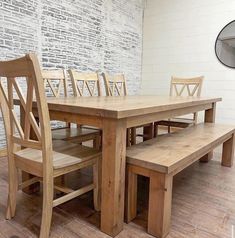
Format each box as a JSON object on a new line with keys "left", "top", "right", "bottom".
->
{"left": 215, "top": 20, "right": 235, "bottom": 68}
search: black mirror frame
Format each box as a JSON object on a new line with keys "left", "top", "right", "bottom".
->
{"left": 215, "top": 19, "right": 235, "bottom": 69}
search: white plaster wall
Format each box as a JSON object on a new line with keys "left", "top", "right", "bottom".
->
{"left": 141, "top": 0, "right": 235, "bottom": 124}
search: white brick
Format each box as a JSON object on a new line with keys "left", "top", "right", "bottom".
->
{"left": 0, "top": 0, "right": 145, "bottom": 148}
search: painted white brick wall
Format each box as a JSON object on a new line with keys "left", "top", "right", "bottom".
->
{"left": 141, "top": 0, "right": 235, "bottom": 124}
{"left": 0, "top": 0, "right": 145, "bottom": 148}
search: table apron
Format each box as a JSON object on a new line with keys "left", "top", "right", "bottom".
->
{"left": 126, "top": 103, "right": 213, "bottom": 128}
{"left": 33, "top": 102, "right": 212, "bottom": 130}
{"left": 33, "top": 109, "right": 103, "bottom": 128}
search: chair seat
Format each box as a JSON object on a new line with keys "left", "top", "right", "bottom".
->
{"left": 14, "top": 140, "right": 101, "bottom": 176}
{"left": 52, "top": 127, "right": 100, "bottom": 141}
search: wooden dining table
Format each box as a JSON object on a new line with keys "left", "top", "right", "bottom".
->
{"left": 19, "top": 95, "right": 221, "bottom": 237}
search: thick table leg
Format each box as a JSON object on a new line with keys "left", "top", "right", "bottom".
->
{"left": 148, "top": 171, "right": 173, "bottom": 238}
{"left": 101, "top": 118, "right": 127, "bottom": 237}
{"left": 200, "top": 103, "right": 216, "bottom": 162}
{"left": 222, "top": 134, "right": 235, "bottom": 167}
{"left": 20, "top": 105, "right": 40, "bottom": 194}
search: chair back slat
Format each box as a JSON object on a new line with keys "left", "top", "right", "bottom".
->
{"left": 170, "top": 76, "right": 203, "bottom": 97}
{"left": 102, "top": 73, "right": 127, "bottom": 96}
{"left": 0, "top": 54, "right": 53, "bottom": 166}
{"left": 69, "top": 70, "right": 101, "bottom": 96}
{"left": 42, "top": 69, "right": 67, "bottom": 97}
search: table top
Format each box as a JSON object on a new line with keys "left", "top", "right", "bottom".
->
{"left": 45, "top": 95, "right": 222, "bottom": 119}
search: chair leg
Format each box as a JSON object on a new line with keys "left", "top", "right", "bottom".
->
{"left": 167, "top": 125, "right": 171, "bottom": 133}
{"left": 131, "top": 127, "right": 137, "bottom": 145}
{"left": 93, "top": 158, "right": 102, "bottom": 212}
{"left": 143, "top": 123, "right": 154, "bottom": 141}
{"left": 148, "top": 171, "right": 173, "bottom": 238}
{"left": 54, "top": 175, "right": 65, "bottom": 195}
{"left": 126, "top": 165, "right": 137, "bottom": 223}
{"left": 154, "top": 123, "right": 159, "bottom": 137}
{"left": 93, "top": 134, "right": 101, "bottom": 150}
{"left": 222, "top": 134, "right": 234, "bottom": 167}
{"left": 39, "top": 177, "right": 54, "bottom": 238}
{"left": 126, "top": 129, "right": 131, "bottom": 147}
{"left": 6, "top": 166, "right": 18, "bottom": 219}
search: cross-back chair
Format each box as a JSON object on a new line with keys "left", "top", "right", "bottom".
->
{"left": 154, "top": 76, "right": 204, "bottom": 135}
{"left": 42, "top": 69, "right": 68, "bottom": 97}
{"left": 0, "top": 53, "right": 101, "bottom": 238}
{"left": 68, "top": 70, "right": 102, "bottom": 140}
{"left": 69, "top": 70, "right": 101, "bottom": 97}
{"left": 102, "top": 72, "right": 153, "bottom": 146}
{"left": 103, "top": 73, "right": 127, "bottom": 96}
{"left": 42, "top": 69, "right": 100, "bottom": 148}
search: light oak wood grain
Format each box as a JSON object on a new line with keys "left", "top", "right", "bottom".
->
{"left": 42, "top": 69, "right": 101, "bottom": 147}
{"left": 0, "top": 54, "right": 101, "bottom": 238}
{"left": 0, "top": 146, "right": 234, "bottom": 238}
{"left": 42, "top": 69, "right": 68, "bottom": 98}
{"left": 0, "top": 148, "right": 7, "bottom": 157}
{"left": 102, "top": 72, "right": 152, "bottom": 146}
{"left": 14, "top": 93, "right": 221, "bottom": 237}
{"left": 69, "top": 70, "right": 101, "bottom": 96}
{"left": 200, "top": 102, "right": 217, "bottom": 162}
{"left": 126, "top": 123, "right": 235, "bottom": 238}
{"left": 44, "top": 95, "right": 221, "bottom": 119}
{"left": 155, "top": 76, "right": 204, "bottom": 134}
{"left": 102, "top": 73, "right": 127, "bottom": 96}
{"left": 101, "top": 118, "right": 127, "bottom": 236}
{"left": 127, "top": 123, "right": 235, "bottom": 174}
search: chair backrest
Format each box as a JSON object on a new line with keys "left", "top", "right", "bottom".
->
{"left": 42, "top": 69, "right": 68, "bottom": 97}
{"left": 170, "top": 76, "right": 203, "bottom": 97}
{"left": 0, "top": 53, "right": 53, "bottom": 169}
{"left": 68, "top": 70, "right": 101, "bottom": 96}
{"left": 102, "top": 73, "right": 127, "bottom": 96}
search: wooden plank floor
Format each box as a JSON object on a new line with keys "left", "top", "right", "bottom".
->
{"left": 0, "top": 148, "right": 235, "bottom": 237}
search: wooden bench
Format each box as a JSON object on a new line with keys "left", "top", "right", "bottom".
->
{"left": 126, "top": 123, "right": 235, "bottom": 238}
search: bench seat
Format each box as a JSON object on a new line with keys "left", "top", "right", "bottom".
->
{"left": 126, "top": 123, "right": 235, "bottom": 238}
{"left": 127, "top": 123, "right": 235, "bottom": 174}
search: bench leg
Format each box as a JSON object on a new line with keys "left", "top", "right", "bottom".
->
{"left": 148, "top": 171, "right": 173, "bottom": 238}
{"left": 222, "top": 134, "right": 235, "bottom": 167}
{"left": 126, "top": 165, "right": 137, "bottom": 223}
{"left": 200, "top": 152, "right": 213, "bottom": 162}
{"left": 200, "top": 103, "right": 216, "bottom": 163}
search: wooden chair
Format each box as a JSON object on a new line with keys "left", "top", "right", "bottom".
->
{"left": 42, "top": 69, "right": 100, "bottom": 148}
{"left": 103, "top": 73, "right": 127, "bottom": 96}
{"left": 69, "top": 70, "right": 101, "bottom": 97}
{"left": 102, "top": 73, "right": 153, "bottom": 146}
{"left": 42, "top": 69, "right": 68, "bottom": 97}
{"left": 154, "top": 76, "right": 204, "bottom": 136}
{"left": 0, "top": 53, "right": 101, "bottom": 238}
{"left": 68, "top": 70, "right": 103, "bottom": 142}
